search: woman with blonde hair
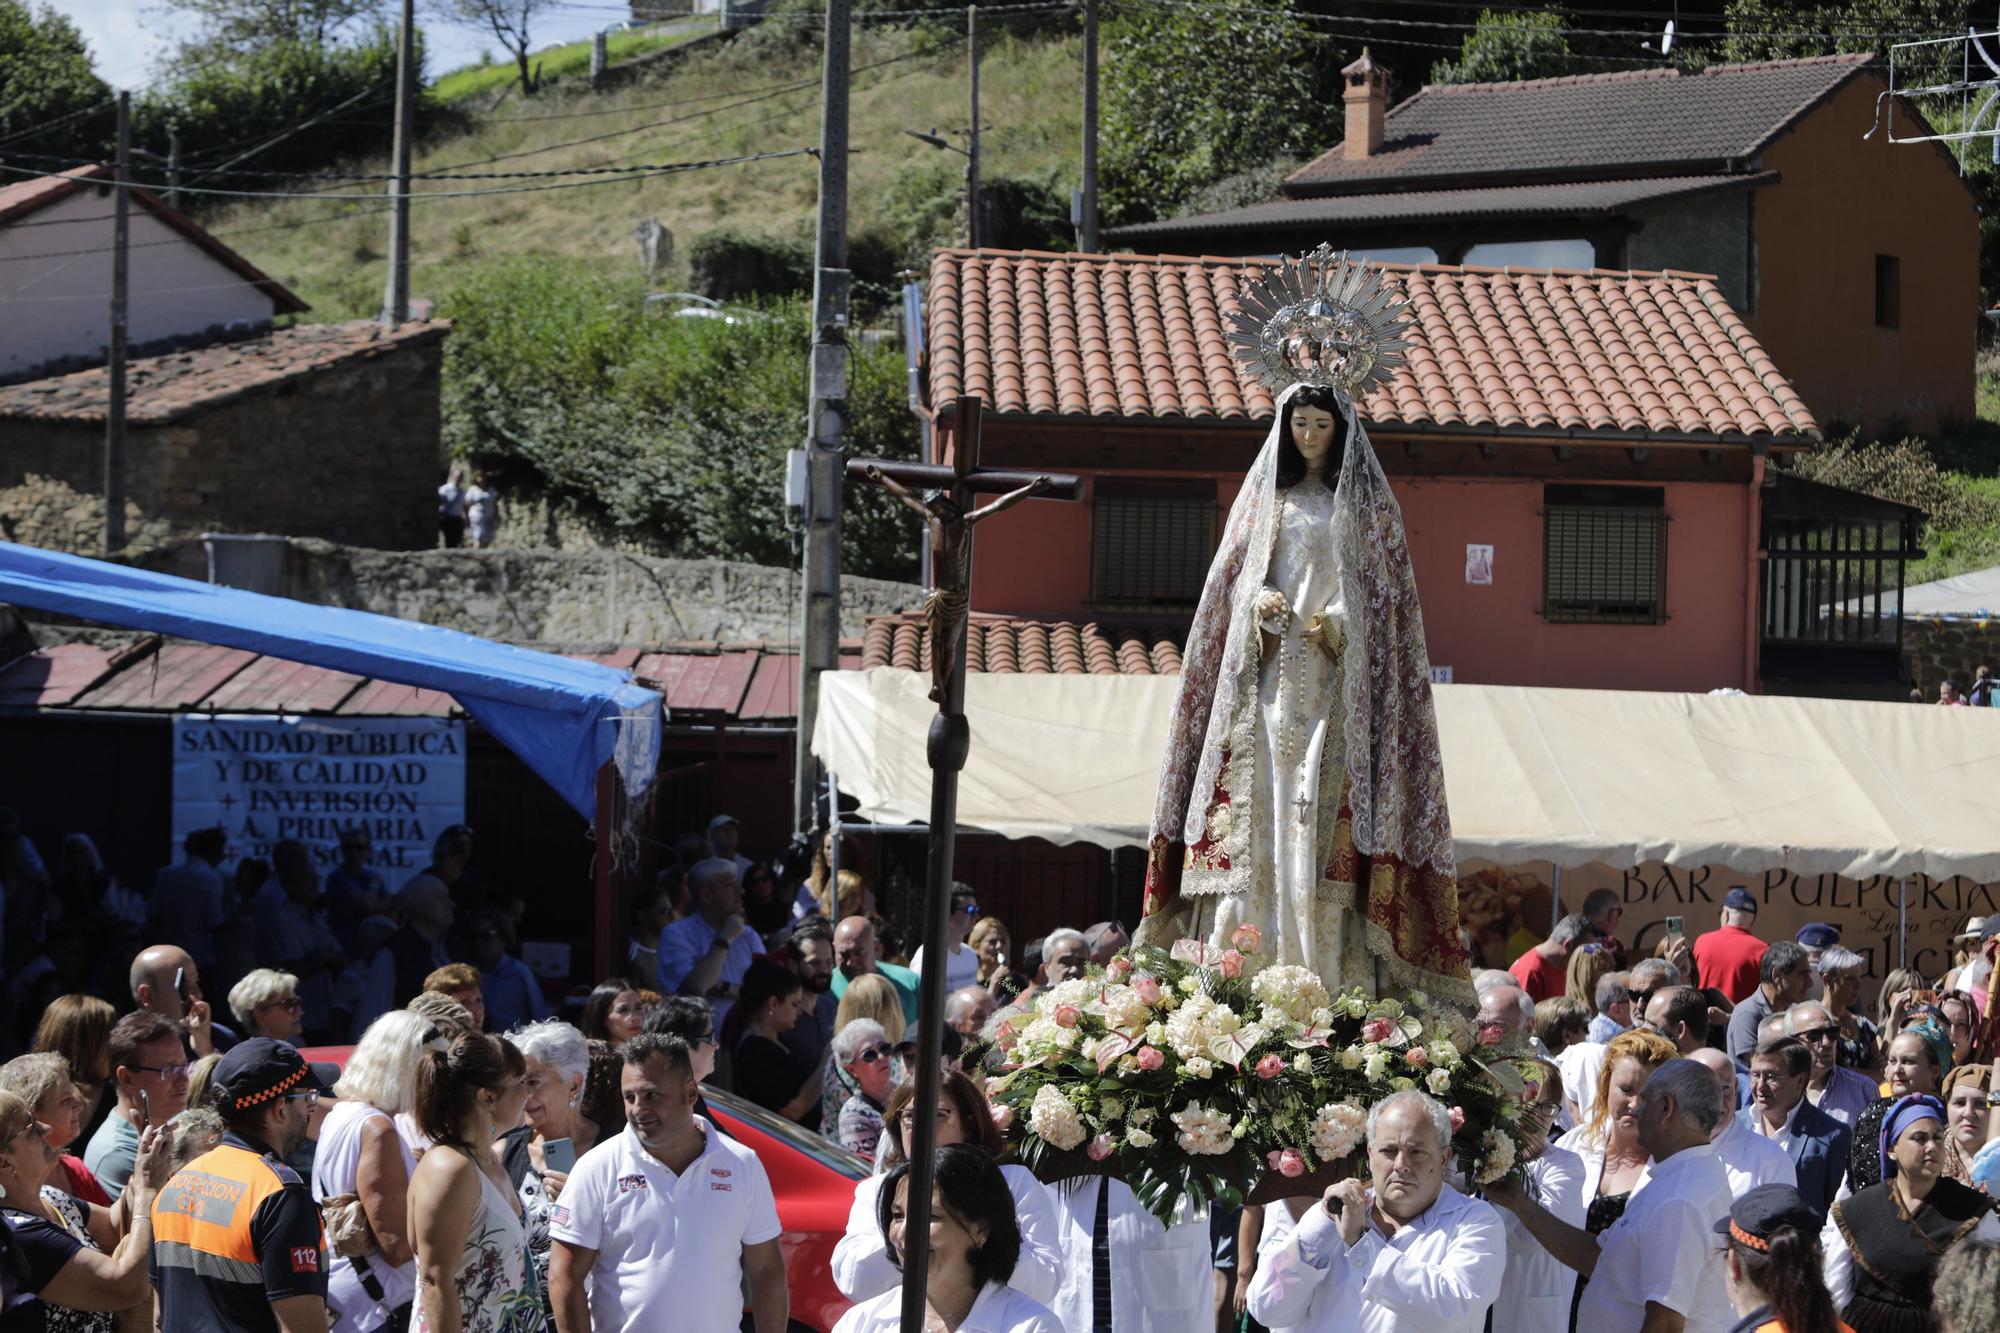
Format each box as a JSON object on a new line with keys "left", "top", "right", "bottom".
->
{"left": 0, "top": 1053, "right": 108, "bottom": 1207}
{"left": 969, "top": 917, "right": 1025, "bottom": 1002}
{"left": 825, "top": 975, "right": 905, "bottom": 1131}
{"left": 1551, "top": 1028, "right": 1679, "bottom": 1326}
{"left": 228, "top": 968, "right": 304, "bottom": 1042}
{"left": 1566, "top": 945, "right": 1615, "bottom": 1016}
{"left": 313, "top": 1010, "right": 439, "bottom": 1333}
{"left": 32, "top": 995, "right": 115, "bottom": 1129}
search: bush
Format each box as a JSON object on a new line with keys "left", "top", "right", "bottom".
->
{"left": 1788, "top": 437, "right": 2000, "bottom": 532}
{"left": 1177, "top": 156, "right": 1301, "bottom": 218}
{"left": 687, "top": 227, "right": 812, "bottom": 302}
{"left": 440, "top": 257, "right": 920, "bottom": 579}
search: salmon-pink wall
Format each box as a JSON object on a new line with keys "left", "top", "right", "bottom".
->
{"left": 970, "top": 472, "right": 1753, "bottom": 692}
{"left": 1753, "top": 76, "right": 1978, "bottom": 432}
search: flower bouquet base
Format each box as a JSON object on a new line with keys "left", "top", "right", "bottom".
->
{"left": 987, "top": 934, "right": 1532, "bottom": 1227}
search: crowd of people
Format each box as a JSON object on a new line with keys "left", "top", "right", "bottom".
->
{"left": 1, "top": 800, "right": 1998, "bottom": 1333}
{"left": 1928, "top": 664, "right": 1996, "bottom": 706}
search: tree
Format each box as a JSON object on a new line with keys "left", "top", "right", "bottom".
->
{"left": 1430, "top": 9, "right": 1574, "bottom": 86}
{"left": 160, "top": 0, "right": 389, "bottom": 52}
{"left": 432, "top": 0, "right": 562, "bottom": 96}
{"left": 0, "top": 1, "right": 111, "bottom": 161}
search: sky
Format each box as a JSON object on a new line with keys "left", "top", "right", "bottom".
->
{"left": 39, "top": 1, "right": 631, "bottom": 91}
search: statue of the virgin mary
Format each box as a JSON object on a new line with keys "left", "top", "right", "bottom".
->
{"left": 1135, "top": 248, "right": 1471, "bottom": 1002}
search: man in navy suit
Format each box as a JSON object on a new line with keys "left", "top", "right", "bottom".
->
{"left": 1740, "top": 1036, "right": 1850, "bottom": 1220}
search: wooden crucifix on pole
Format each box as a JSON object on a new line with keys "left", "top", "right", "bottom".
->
{"left": 846, "top": 394, "right": 1081, "bottom": 1328}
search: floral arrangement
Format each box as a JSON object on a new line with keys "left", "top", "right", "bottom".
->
{"left": 986, "top": 926, "right": 1536, "bottom": 1224}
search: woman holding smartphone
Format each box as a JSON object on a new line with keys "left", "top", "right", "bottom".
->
{"left": 496, "top": 1021, "right": 600, "bottom": 1320}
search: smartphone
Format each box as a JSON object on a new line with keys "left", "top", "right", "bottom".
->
{"left": 1665, "top": 916, "right": 1686, "bottom": 937}
{"left": 138, "top": 1089, "right": 152, "bottom": 1129}
{"left": 543, "top": 1138, "right": 576, "bottom": 1173}
{"left": 173, "top": 966, "right": 189, "bottom": 1007}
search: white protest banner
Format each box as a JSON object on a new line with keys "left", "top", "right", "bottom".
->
{"left": 172, "top": 715, "right": 466, "bottom": 879}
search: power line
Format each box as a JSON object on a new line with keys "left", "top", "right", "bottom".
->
{"left": 0, "top": 99, "right": 116, "bottom": 150}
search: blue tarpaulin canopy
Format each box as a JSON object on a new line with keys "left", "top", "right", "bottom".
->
{"left": 0, "top": 540, "right": 662, "bottom": 819}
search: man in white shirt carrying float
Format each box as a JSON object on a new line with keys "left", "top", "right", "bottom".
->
{"left": 1492, "top": 1058, "right": 1736, "bottom": 1333}
{"left": 548, "top": 1033, "right": 789, "bottom": 1333}
{"left": 1247, "top": 1088, "right": 1506, "bottom": 1332}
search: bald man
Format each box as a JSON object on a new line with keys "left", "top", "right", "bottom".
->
{"left": 130, "top": 943, "right": 237, "bottom": 1057}
{"left": 1689, "top": 1046, "right": 1795, "bottom": 1198}
{"left": 828, "top": 915, "right": 919, "bottom": 1024}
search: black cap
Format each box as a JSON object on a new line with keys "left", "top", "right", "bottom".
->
{"left": 1723, "top": 887, "right": 1758, "bottom": 913}
{"left": 211, "top": 1038, "right": 331, "bottom": 1114}
{"left": 1712, "top": 1183, "right": 1818, "bottom": 1248}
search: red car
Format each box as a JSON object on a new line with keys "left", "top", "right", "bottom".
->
{"left": 300, "top": 1048, "right": 865, "bottom": 1332}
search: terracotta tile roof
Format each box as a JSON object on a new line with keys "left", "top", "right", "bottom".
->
{"left": 1111, "top": 173, "right": 1778, "bottom": 239}
{"left": 0, "top": 319, "right": 450, "bottom": 425}
{"left": 1286, "top": 54, "right": 1874, "bottom": 195}
{"left": 860, "top": 614, "right": 1184, "bottom": 676}
{"left": 0, "top": 165, "right": 309, "bottom": 313}
{"left": 927, "top": 249, "right": 1818, "bottom": 441}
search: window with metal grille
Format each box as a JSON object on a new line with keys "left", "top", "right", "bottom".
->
{"left": 1090, "top": 484, "right": 1216, "bottom": 612}
{"left": 1542, "top": 485, "right": 1668, "bottom": 624}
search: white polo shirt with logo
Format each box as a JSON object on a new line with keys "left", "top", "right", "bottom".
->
{"left": 548, "top": 1116, "right": 782, "bottom": 1333}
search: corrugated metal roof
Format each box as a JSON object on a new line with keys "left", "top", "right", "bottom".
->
{"left": 71, "top": 644, "right": 254, "bottom": 710}
{"left": 333, "top": 679, "right": 457, "bottom": 718}
{"left": 201, "top": 653, "right": 364, "bottom": 714}
{"left": 638, "top": 650, "right": 759, "bottom": 717}
{"left": 0, "top": 643, "right": 113, "bottom": 708}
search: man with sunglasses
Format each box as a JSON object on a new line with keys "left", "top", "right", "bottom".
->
{"left": 1780, "top": 1000, "right": 1878, "bottom": 1127}
{"left": 84, "top": 1010, "right": 188, "bottom": 1202}
{"left": 153, "top": 1039, "right": 331, "bottom": 1333}
{"left": 909, "top": 882, "right": 984, "bottom": 994}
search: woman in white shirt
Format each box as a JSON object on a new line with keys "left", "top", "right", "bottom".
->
{"left": 833, "top": 1144, "right": 1065, "bottom": 1333}
{"left": 832, "top": 1067, "right": 1062, "bottom": 1306}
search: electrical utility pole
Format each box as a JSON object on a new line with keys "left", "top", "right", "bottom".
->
{"left": 380, "top": 0, "right": 415, "bottom": 327}
{"left": 1079, "top": 0, "right": 1099, "bottom": 251}
{"left": 967, "top": 4, "right": 981, "bottom": 248}
{"left": 103, "top": 91, "right": 131, "bottom": 558}
{"left": 794, "top": 0, "right": 853, "bottom": 834}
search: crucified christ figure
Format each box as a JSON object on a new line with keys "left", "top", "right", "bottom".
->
{"left": 863, "top": 465, "right": 1053, "bottom": 704}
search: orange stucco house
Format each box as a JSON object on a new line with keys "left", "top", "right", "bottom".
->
{"left": 1111, "top": 53, "right": 1979, "bottom": 436}
{"left": 911, "top": 248, "right": 1923, "bottom": 699}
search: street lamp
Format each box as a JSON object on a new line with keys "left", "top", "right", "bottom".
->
{"left": 902, "top": 127, "right": 980, "bottom": 247}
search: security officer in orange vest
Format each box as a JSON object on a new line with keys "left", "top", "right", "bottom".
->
{"left": 152, "top": 1039, "right": 332, "bottom": 1333}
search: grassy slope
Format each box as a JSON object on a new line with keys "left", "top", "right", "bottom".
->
{"left": 429, "top": 19, "right": 721, "bottom": 103}
{"left": 215, "top": 24, "right": 1083, "bottom": 319}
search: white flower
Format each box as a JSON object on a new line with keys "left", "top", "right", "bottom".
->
{"left": 1126, "top": 1128, "right": 1156, "bottom": 1149}
{"left": 1363, "top": 1050, "right": 1390, "bottom": 1082}
{"left": 1293, "top": 1052, "right": 1313, "bottom": 1074}
{"left": 1144, "top": 1022, "right": 1168, "bottom": 1046}
{"left": 1426, "top": 1067, "right": 1454, "bottom": 1096}
{"left": 1184, "top": 1056, "right": 1215, "bottom": 1079}
{"left": 1129, "top": 1107, "right": 1156, "bottom": 1128}
{"left": 1170, "top": 1101, "right": 1234, "bottom": 1156}
{"left": 1309, "top": 1102, "right": 1366, "bottom": 1163}
{"left": 1039, "top": 979, "right": 1096, "bottom": 1015}
{"left": 1389, "top": 1076, "right": 1415, "bottom": 1092}
{"left": 1251, "top": 965, "right": 1333, "bottom": 1026}
{"left": 1475, "top": 1129, "right": 1517, "bottom": 1185}
{"left": 1029, "top": 1085, "right": 1088, "bottom": 1151}
{"left": 1093, "top": 984, "right": 1152, "bottom": 1036}
{"left": 1338, "top": 1045, "right": 1364, "bottom": 1070}
{"left": 1310, "top": 1007, "right": 1333, "bottom": 1028}
{"left": 1178, "top": 976, "right": 1201, "bottom": 996}
{"left": 1100, "top": 1096, "right": 1125, "bottom": 1120}
{"left": 1427, "top": 1041, "right": 1459, "bottom": 1069}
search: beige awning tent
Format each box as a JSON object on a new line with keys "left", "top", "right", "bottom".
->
{"left": 810, "top": 669, "right": 2000, "bottom": 883}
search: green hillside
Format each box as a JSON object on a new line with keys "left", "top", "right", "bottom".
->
{"left": 213, "top": 23, "right": 1084, "bottom": 319}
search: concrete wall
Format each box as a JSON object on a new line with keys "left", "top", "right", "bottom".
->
{"left": 970, "top": 465, "right": 1755, "bottom": 692}
{"left": 0, "top": 340, "right": 442, "bottom": 573}
{"left": 285, "top": 539, "right": 919, "bottom": 645}
{"left": 1754, "top": 75, "right": 1980, "bottom": 433}
{"left": 1628, "top": 189, "right": 1752, "bottom": 314}
{"left": 0, "top": 191, "right": 280, "bottom": 381}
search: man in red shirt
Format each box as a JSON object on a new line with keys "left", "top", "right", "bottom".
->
{"left": 1693, "top": 887, "right": 1769, "bottom": 1002}
{"left": 1508, "top": 913, "right": 1600, "bottom": 1002}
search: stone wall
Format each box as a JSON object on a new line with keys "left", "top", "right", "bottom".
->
{"left": 1906, "top": 617, "right": 2000, "bottom": 696}
{"left": 0, "top": 341, "right": 442, "bottom": 577}
{"left": 284, "top": 539, "right": 918, "bottom": 645}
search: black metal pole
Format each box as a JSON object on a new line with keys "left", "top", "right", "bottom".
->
{"left": 896, "top": 400, "right": 981, "bottom": 1330}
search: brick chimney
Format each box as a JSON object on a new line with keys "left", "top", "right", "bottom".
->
{"left": 1342, "top": 50, "right": 1389, "bottom": 160}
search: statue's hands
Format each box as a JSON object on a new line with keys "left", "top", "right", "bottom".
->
{"left": 1254, "top": 588, "right": 1289, "bottom": 629}
{"left": 1303, "top": 612, "right": 1342, "bottom": 658}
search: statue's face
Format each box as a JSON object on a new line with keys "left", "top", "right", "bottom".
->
{"left": 1291, "top": 405, "right": 1340, "bottom": 473}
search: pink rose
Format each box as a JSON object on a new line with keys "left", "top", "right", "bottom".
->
{"left": 1266, "top": 1150, "right": 1285, "bottom": 1171}
{"left": 1521, "top": 1078, "right": 1542, "bottom": 1103}
{"left": 1278, "top": 1148, "right": 1308, "bottom": 1178}
{"left": 1106, "top": 956, "right": 1133, "bottom": 981}
{"left": 1135, "top": 1045, "right": 1165, "bottom": 1072}
{"left": 1132, "top": 976, "right": 1163, "bottom": 1005}
{"left": 1403, "top": 1045, "right": 1428, "bottom": 1068}
{"left": 1088, "top": 1134, "right": 1116, "bottom": 1162}
{"left": 1449, "top": 1106, "right": 1466, "bottom": 1133}
{"left": 995, "top": 1022, "right": 1019, "bottom": 1050}
{"left": 1475, "top": 1021, "right": 1504, "bottom": 1047}
{"left": 1255, "top": 1053, "right": 1286, "bottom": 1080}
{"left": 1230, "top": 923, "right": 1264, "bottom": 956}
{"left": 1362, "top": 1018, "right": 1395, "bottom": 1044}
{"left": 991, "top": 1104, "right": 1013, "bottom": 1131}
{"left": 1054, "top": 1004, "right": 1082, "bottom": 1029}
{"left": 1219, "top": 950, "right": 1245, "bottom": 978}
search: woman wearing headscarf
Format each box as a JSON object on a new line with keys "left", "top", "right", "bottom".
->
{"left": 1849, "top": 1021, "right": 1952, "bottom": 1193}
{"left": 1822, "top": 1094, "right": 2000, "bottom": 1331}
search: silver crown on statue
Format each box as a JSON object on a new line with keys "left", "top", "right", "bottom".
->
{"left": 1226, "top": 244, "right": 1413, "bottom": 397}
